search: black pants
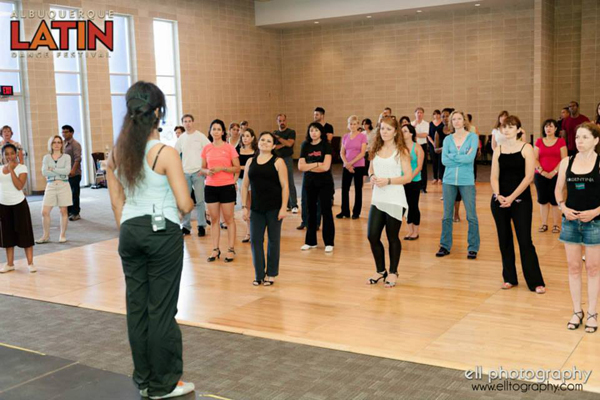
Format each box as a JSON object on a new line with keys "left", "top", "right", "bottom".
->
{"left": 341, "top": 166, "right": 365, "bottom": 217}
{"left": 250, "top": 209, "right": 282, "bottom": 281}
{"left": 420, "top": 144, "right": 428, "bottom": 191}
{"left": 490, "top": 196, "right": 545, "bottom": 291}
{"left": 367, "top": 205, "right": 402, "bottom": 274}
{"left": 429, "top": 145, "right": 439, "bottom": 180}
{"left": 118, "top": 216, "right": 184, "bottom": 397}
{"left": 438, "top": 153, "right": 445, "bottom": 181}
{"left": 404, "top": 181, "right": 421, "bottom": 225}
{"left": 305, "top": 177, "right": 335, "bottom": 246}
{"left": 68, "top": 174, "right": 81, "bottom": 215}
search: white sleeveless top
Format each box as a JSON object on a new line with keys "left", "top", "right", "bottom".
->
{"left": 371, "top": 150, "right": 408, "bottom": 221}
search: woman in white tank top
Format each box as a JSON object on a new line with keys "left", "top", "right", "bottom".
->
{"left": 366, "top": 116, "right": 413, "bottom": 288}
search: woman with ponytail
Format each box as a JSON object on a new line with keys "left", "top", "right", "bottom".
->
{"left": 106, "top": 81, "right": 195, "bottom": 399}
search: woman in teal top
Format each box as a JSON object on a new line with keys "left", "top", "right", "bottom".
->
{"left": 401, "top": 124, "right": 424, "bottom": 240}
{"left": 106, "top": 81, "right": 196, "bottom": 399}
{"left": 436, "top": 110, "right": 480, "bottom": 259}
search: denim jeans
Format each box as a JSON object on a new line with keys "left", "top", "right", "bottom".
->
{"left": 282, "top": 156, "right": 298, "bottom": 209}
{"left": 182, "top": 172, "right": 206, "bottom": 229}
{"left": 440, "top": 184, "right": 480, "bottom": 252}
{"left": 250, "top": 209, "right": 282, "bottom": 281}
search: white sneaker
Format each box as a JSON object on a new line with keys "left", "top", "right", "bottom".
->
{"left": 0, "top": 264, "right": 15, "bottom": 273}
{"left": 301, "top": 244, "right": 317, "bottom": 251}
{"left": 291, "top": 207, "right": 298, "bottom": 214}
{"left": 28, "top": 264, "right": 37, "bottom": 273}
{"left": 149, "top": 381, "right": 195, "bottom": 399}
{"left": 140, "top": 388, "right": 148, "bottom": 397}
{"left": 325, "top": 246, "right": 334, "bottom": 253}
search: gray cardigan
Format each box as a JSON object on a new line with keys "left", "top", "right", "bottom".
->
{"left": 42, "top": 153, "right": 72, "bottom": 181}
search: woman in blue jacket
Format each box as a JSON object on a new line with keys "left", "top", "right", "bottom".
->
{"left": 436, "top": 110, "right": 480, "bottom": 259}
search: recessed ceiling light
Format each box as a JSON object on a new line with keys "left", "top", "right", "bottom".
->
{"left": 314, "top": 21, "right": 319, "bottom": 24}
{"left": 366, "top": 15, "right": 372, "bottom": 18}
{"left": 475, "top": 3, "right": 481, "bottom": 6}
{"left": 417, "top": 10, "right": 422, "bottom": 13}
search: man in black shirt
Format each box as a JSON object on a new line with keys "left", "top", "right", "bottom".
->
{"left": 313, "top": 107, "right": 334, "bottom": 143}
{"left": 273, "top": 114, "right": 298, "bottom": 213}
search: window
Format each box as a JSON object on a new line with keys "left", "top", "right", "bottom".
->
{"left": 153, "top": 19, "right": 181, "bottom": 146}
{"left": 0, "top": 1, "right": 28, "bottom": 161}
{"left": 51, "top": 6, "right": 90, "bottom": 184}
{"left": 109, "top": 14, "right": 135, "bottom": 143}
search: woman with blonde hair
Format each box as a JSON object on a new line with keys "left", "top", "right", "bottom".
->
{"left": 436, "top": 110, "right": 480, "bottom": 259}
{"left": 338, "top": 115, "right": 367, "bottom": 219}
{"left": 366, "top": 116, "right": 413, "bottom": 288}
{"left": 37, "top": 135, "right": 72, "bottom": 243}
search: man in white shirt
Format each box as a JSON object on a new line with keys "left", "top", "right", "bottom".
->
{"left": 175, "top": 114, "right": 210, "bottom": 237}
{"left": 412, "top": 107, "right": 430, "bottom": 193}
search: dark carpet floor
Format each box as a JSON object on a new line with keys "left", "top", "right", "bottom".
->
{"left": 0, "top": 295, "right": 595, "bottom": 400}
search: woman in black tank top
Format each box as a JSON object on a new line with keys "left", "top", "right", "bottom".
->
{"left": 555, "top": 122, "right": 600, "bottom": 333}
{"left": 241, "top": 132, "right": 290, "bottom": 286}
{"left": 490, "top": 116, "right": 546, "bottom": 294}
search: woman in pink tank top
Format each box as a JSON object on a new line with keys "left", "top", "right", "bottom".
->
{"left": 533, "top": 119, "right": 567, "bottom": 233}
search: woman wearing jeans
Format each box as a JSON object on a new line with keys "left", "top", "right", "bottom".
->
{"left": 106, "top": 81, "right": 195, "bottom": 399}
{"left": 436, "top": 110, "right": 480, "bottom": 259}
{"left": 555, "top": 122, "right": 600, "bottom": 333}
{"left": 490, "top": 115, "right": 546, "bottom": 294}
{"left": 242, "top": 132, "right": 289, "bottom": 286}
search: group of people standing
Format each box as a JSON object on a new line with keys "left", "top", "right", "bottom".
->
{"left": 0, "top": 124, "right": 82, "bottom": 274}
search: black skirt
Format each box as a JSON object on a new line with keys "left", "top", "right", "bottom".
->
{"left": 0, "top": 199, "right": 35, "bottom": 248}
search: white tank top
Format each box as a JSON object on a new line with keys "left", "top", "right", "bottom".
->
{"left": 371, "top": 150, "right": 408, "bottom": 221}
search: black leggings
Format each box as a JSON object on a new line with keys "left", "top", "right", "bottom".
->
{"left": 367, "top": 205, "right": 402, "bottom": 274}
{"left": 404, "top": 181, "right": 421, "bottom": 225}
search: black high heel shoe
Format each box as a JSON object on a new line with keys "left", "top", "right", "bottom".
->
{"left": 367, "top": 271, "right": 388, "bottom": 285}
{"left": 207, "top": 248, "right": 220, "bottom": 262}
{"left": 567, "top": 311, "right": 584, "bottom": 330}
{"left": 224, "top": 248, "right": 236, "bottom": 263}
{"left": 585, "top": 312, "right": 598, "bottom": 333}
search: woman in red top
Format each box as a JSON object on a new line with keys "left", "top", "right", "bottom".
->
{"left": 534, "top": 119, "right": 567, "bottom": 233}
{"left": 201, "top": 119, "right": 240, "bottom": 262}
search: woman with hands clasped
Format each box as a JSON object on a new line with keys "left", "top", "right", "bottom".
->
{"left": 555, "top": 122, "right": 600, "bottom": 333}
{"left": 491, "top": 115, "right": 546, "bottom": 294}
{"left": 338, "top": 115, "right": 367, "bottom": 219}
{"left": 0, "top": 143, "right": 35, "bottom": 273}
{"left": 242, "top": 132, "right": 289, "bottom": 286}
{"left": 534, "top": 119, "right": 567, "bottom": 233}
{"left": 201, "top": 119, "right": 241, "bottom": 263}
{"left": 366, "top": 116, "right": 412, "bottom": 288}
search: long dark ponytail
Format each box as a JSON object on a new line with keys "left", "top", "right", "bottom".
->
{"left": 114, "top": 81, "right": 166, "bottom": 192}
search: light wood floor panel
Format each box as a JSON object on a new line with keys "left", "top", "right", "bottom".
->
{"left": 2, "top": 183, "right": 599, "bottom": 392}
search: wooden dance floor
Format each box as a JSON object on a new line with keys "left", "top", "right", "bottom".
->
{"left": 2, "top": 183, "right": 599, "bottom": 391}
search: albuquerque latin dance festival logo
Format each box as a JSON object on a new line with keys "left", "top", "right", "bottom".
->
{"left": 10, "top": 9, "right": 114, "bottom": 58}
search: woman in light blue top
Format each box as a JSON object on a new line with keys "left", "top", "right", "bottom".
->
{"left": 436, "top": 110, "right": 480, "bottom": 259}
{"left": 37, "top": 135, "right": 72, "bottom": 244}
{"left": 106, "top": 81, "right": 195, "bottom": 399}
{"left": 401, "top": 124, "right": 424, "bottom": 240}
